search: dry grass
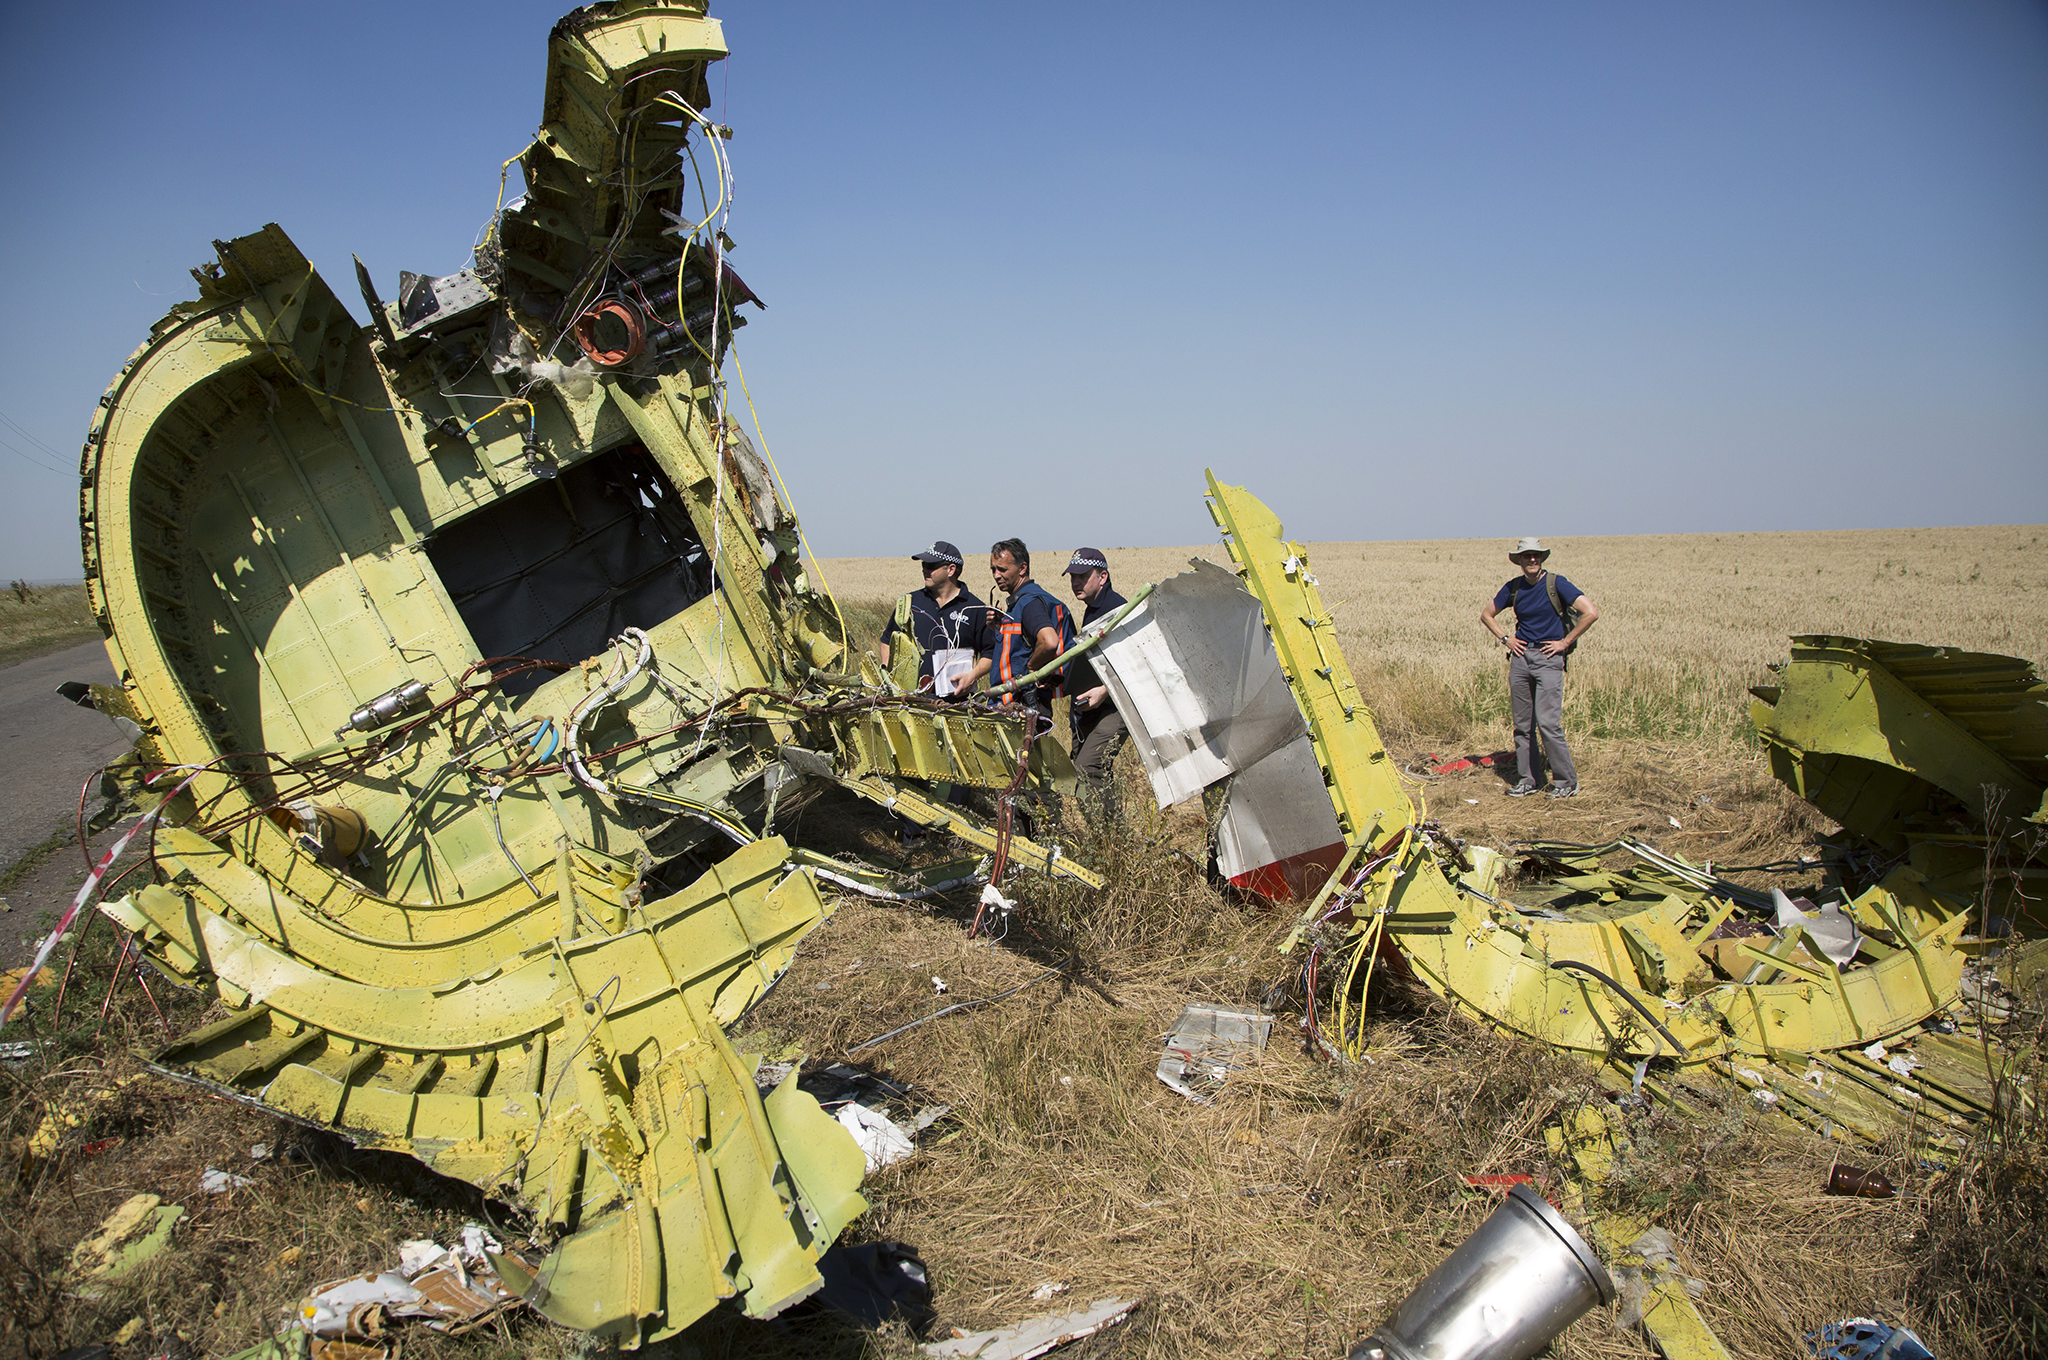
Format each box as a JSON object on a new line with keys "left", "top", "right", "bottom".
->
{"left": 1908, "top": 961, "right": 2048, "bottom": 1355}
{"left": 724, "top": 787, "right": 2002, "bottom": 1360}
{"left": 8, "top": 525, "right": 2043, "bottom": 1359}
{"left": 6, "top": 773, "right": 2037, "bottom": 1360}
{"left": 816, "top": 523, "right": 2044, "bottom": 880}
{"left": 813, "top": 523, "right": 2048, "bottom": 753}
{"left": 0, "top": 583, "right": 100, "bottom": 668}
{"left": 786, "top": 524, "right": 2048, "bottom": 1358}
{"left": 0, "top": 920, "right": 515, "bottom": 1360}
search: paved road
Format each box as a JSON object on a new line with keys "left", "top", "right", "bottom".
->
{"left": 0, "top": 638, "right": 131, "bottom": 870}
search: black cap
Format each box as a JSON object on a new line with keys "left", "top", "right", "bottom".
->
{"left": 1066, "top": 547, "right": 1108, "bottom": 575}
{"left": 910, "top": 541, "right": 963, "bottom": 566}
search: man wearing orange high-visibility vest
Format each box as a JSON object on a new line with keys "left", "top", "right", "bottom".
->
{"left": 987, "top": 538, "right": 1073, "bottom": 731}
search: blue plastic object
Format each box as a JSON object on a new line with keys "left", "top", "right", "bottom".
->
{"left": 1806, "top": 1317, "right": 1934, "bottom": 1360}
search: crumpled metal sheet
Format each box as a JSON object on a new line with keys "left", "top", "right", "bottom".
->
{"left": 1184, "top": 475, "right": 1998, "bottom": 1162}
{"left": 67, "top": 1193, "right": 184, "bottom": 1291}
{"left": 1155, "top": 1003, "right": 1274, "bottom": 1104}
{"left": 1751, "top": 634, "right": 2048, "bottom": 927}
{"left": 61, "top": 0, "right": 1105, "bottom": 1345}
{"left": 1754, "top": 636, "right": 2048, "bottom": 828}
{"left": 1091, "top": 560, "right": 1341, "bottom": 889}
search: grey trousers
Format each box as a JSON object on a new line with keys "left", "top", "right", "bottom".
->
{"left": 1072, "top": 705, "right": 1128, "bottom": 817}
{"left": 1508, "top": 651, "right": 1576, "bottom": 788}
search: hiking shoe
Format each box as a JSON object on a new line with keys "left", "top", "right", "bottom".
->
{"left": 1547, "top": 783, "right": 1578, "bottom": 799}
{"left": 1506, "top": 780, "right": 1538, "bottom": 797}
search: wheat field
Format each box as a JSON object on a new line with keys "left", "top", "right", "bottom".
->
{"left": 812, "top": 524, "right": 2047, "bottom": 750}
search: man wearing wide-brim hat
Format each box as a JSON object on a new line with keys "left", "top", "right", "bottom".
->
{"left": 1479, "top": 537, "right": 1599, "bottom": 797}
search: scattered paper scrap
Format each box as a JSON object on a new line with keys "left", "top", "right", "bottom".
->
{"left": 1029, "top": 1281, "right": 1068, "bottom": 1301}
{"left": 837, "top": 1102, "right": 916, "bottom": 1173}
{"left": 200, "top": 1168, "right": 256, "bottom": 1195}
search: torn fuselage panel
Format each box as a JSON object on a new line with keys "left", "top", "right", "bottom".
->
{"left": 1086, "top": 560, "right": 1342, "bottom": 897}
{"left": 70, "top": 3, "right": 1094, "bottom": 1347}
{"left": 1750, "top": 635, "right": 2048, "bottom": 923}
{"left": 1119, "top": 478, "right": 1979, "bottom": 1087}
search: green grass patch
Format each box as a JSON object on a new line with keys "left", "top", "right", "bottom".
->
{"left": 0, "top": 584, "right": 100, "bottom": 668}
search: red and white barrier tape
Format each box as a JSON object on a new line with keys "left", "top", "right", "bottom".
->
{"left": 1, "top": 768, "right": 206, "bottom": 1026}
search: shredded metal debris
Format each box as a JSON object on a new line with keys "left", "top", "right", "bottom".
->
{"left": 13, "top": 3, "right": 2038, "bottom": 1352}
{"left": 1154, "top": 1002, "right": 1274, "bottom": 1104}
{"left": 922, "top": 1296, "right": 1139, "bottom": 1360}
{"left": 1087, "top": 475, "right": 2042, "bottom": 1359}
{"left": 18, "top": 2, "right": 1100, "bottom": 1348}
{"left": 1089, "top": 476, "right": 2039, "bottom": 1164}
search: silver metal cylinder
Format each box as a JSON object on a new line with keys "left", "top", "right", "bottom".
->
{"left": 339, "top": 679, "right": 431, "bottom": 736}
{"left": 1349, "top": 1184, "right": 1614, "bottom": 1360}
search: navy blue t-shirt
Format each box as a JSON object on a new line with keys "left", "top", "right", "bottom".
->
{"left": 1492, "top": 572, "right": 1584, "bottom": 644}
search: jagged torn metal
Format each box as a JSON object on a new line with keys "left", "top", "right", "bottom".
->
{"left": 1750, "top": 635, "right": 2048, "bottom": 927}
{"left": 1090, "top": 560, "right": 1342, "bottom": 899}
{"left": 1089, "top": 473, "right": 2005, "bottom": 1163}
{"left": 61, "top": 2, "right": 1097, "bottom": 1347}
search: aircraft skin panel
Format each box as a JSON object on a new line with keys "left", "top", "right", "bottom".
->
{"left": 72, "top": 5, "right": 1093, "bottom": 1345}
{"left": 1200, "top": 475, "right": 1978, "bottom": 1080}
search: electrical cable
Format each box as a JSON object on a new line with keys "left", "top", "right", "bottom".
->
{"left": 1546, "top": 959, "right": 1686, "bottom": 1057}
{"left": 845, "top": 959, "right": 1070, "bottom": 1056}
{"left": 0, "top": 429, "right": 73, "bottom": 477}
{"left": 485, "top": 784, "right": 541, "bottom": 899}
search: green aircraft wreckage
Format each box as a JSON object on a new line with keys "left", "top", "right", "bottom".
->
{"left": 35, "top": 1, "right": 1099, "bottom": 1345}
{"left": 13, "top": 1, "right": 2039, "bottom": 1354}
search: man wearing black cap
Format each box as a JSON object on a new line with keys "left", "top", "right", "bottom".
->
{"left": 878, "top": 541, "right": 994, "bottom": 698}
{"left": 1065, "top": 548, "right": 1128, "bottom": 816}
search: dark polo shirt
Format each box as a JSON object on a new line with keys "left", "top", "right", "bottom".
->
{"left": 879, "top": 585, "right": 997, "bottom": 689}
{"left": 1066, "top": 584, "right": 1127, "bottom": 697}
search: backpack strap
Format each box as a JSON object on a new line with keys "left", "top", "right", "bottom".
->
{"left": 1508, "top": 574, "right": 1581, "bottom": 652}
{"left": 1545, "top": 575, "right": 1579, "bottom": 654}
{"left": 1045, "top": 596, "right": 1076, "bottom": 695}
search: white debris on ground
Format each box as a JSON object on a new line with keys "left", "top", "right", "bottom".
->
{"left": 837, "top": 1102, "right": 917, "bottom": 1173}
{"left": 922, "top": 1296, "right": 1139, "bottom": 1360}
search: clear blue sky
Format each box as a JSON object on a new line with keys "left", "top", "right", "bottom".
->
{"left": 2, "top": 1, "right": 2043, "bottom": 580}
